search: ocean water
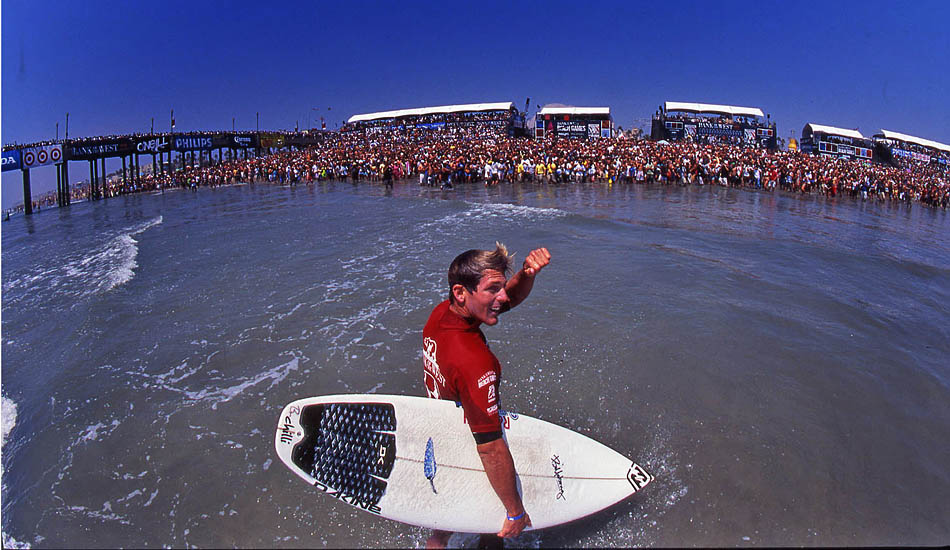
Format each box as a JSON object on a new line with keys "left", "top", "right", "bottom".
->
{"left": 2, "top": 181, "right": 948, "bottom": 547}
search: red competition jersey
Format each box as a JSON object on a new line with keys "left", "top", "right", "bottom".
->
{"left": 422, "top": 300, "right": 502, "bottom": 434}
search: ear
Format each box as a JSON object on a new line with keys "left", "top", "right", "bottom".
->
{"left": 451, "top": 284, "right": 467, "bottom": 305}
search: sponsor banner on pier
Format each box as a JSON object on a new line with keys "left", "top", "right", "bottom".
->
{"left": 211, "top": 134, "right": 259, "bottom": 149}
{"left": 135, "top": 136, "right": 171, "bottom": 154}
{"left": 285, "top": 133, "right": 323, "bottom": 147}
{"left": 212, "top": 135, "right": 233, "bottom": 149}
{"left": 2, "top": 149, "right": 22, "bottom": 172}
{"left": 259, "top": 133, "right": 285, "bottom": 148}
{"left": 68, "top": 139, "right": 134, "bottom": 160}
{"left": 21, "top": 144, "right": 64, "bottom": 168}
{"left": 173, "top": 135, "right": 214, "bottom": 151}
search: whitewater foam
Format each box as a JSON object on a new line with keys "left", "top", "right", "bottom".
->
{"left": 134, "top": 355, "right": 301, "bottom": 410}
{"left": 1, "top": 394, "right": 15, "bottom": 449}
{"left": 2, "top": 216, "right": 163, "bottom": 306}
{"left": 2, "top": 395, "right": 26, "bottom": 548}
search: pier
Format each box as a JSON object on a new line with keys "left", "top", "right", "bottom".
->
{"left": 2, "top": 130, "right": 327, "bottom": 214}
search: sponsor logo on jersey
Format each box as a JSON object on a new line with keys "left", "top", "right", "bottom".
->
{"left": 422, "top": 337, "right": 444, "bottom": 398}
{"left": 477, "top": 371, "right": 496, "bottom": 388}
{"left": 487, "top": 384, "right": 496, "bottom": 403}
{"left": 486, "top": 404, "right": 498, "bottom": 415}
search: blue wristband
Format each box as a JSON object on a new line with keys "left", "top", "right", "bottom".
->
{"left": 506, "top": 511, "right": 525, "bottom": 521}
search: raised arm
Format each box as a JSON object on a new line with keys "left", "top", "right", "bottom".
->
{"left": 505, "top": 247, "right": 551, "bottom": 310}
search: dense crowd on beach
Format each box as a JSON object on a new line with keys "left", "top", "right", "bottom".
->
{"left": 8, "top": 128, "right": 950, "bottom": 214}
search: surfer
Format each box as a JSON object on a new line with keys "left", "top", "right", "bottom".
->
{"left": 422, "top": 243, "right": 551, "bottom": 548}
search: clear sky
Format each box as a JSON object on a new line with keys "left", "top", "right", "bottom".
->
{"left": 3, "top": 0, "right": 949, "bottom": 208}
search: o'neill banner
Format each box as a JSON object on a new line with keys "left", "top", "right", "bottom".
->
{"left": 21, "top": 144, "right": 64, "bottom": 168}
{"left": 2, "top": 149, "right": 22, "bottom": 172}
{"left": 136, "top": 136, "right": 171, "bottom": 153}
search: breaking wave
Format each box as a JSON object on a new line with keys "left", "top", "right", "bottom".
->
{"left": 2, "top": 216, "right": 162, "bottom": 305}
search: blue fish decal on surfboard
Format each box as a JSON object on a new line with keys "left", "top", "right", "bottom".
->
{"left": 424, "top": 437, "right": 437, "bottom": 494}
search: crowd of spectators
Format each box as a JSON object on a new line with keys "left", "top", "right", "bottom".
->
{"left": 6, "top": 129, "right": 949, "bottom": 215}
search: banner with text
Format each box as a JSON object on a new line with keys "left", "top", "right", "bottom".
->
{"left": 173, "top": 135, "right": 214, "bottom": 151}
{"left": 212, "top": 134, "right": 259, "bottom": 149}
{"left": 68, "top": 139, "right": 134, "bottom": 160}
{"left": 555, "top": 120, "right": 589, "bottom": 139}
{"left": 697, "top": 123, "right": 742, "bottom": 138}
{"left": 135, "top": 136, "right": 171, "bottom": 154}
{"left": 2, "top": 149, "right": 22, "bottom": 172}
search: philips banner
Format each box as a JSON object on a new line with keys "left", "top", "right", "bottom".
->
{"left": 21, "top": 144, "right": 64, "bottom": 168}
{"left": 173, "top": 135, "right": 213, "bottom": 151}
{"left": 2, "top": 149, "right": 22, "bottom": 172}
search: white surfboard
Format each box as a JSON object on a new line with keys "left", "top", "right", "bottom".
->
{"left": 274, "top": 394, "right": 653, "bottom": 533}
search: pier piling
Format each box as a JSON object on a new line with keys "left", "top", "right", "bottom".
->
{"left": 22, "top": 169, "right": 33, "bottom": 215}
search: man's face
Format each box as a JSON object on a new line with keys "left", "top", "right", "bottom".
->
{"left": 459, "top": 269, "right": 509, "bottom": 326}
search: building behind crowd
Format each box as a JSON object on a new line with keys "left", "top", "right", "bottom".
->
{"left": 343, "top": 102, "right": 524, "bottom": 138}
{"left": 800, "top": 124, "right": 874, "bottom": 162}
{"left": 651, "top": 101, "right": 777, "bottom": 150}
{"left": 872, "top": 129, "right": 950, "bottom": 170}
{"left": 535, "top": 107, "right": 613, "bottom": 140}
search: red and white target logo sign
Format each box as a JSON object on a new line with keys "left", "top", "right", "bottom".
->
{"left": 21, "top": 145, "right": 62, "bottom": 168}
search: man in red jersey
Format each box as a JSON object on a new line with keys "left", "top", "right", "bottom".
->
{"left": 422, "top": 243, "right": 551, "bottom": 549}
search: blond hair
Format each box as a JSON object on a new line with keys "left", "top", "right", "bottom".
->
{"left": 447, "top": 242, "right": 513, "bottom": 302}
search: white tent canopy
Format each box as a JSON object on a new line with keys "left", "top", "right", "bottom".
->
{"left": 538, "top": 106, "right": 611, "bottom": 116}
{"left": 877, "top": 129, "right": 950, "bottom": 153}
{"left": 804, "top": 123, "right": 865, "bottom": 140}
{"left": 664, "top": 101, "right": 764, "bottom": 118}
{"left": 348, "top": 102, "right": 514, "bottom": 123}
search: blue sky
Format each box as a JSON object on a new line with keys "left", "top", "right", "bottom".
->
{"left": 3, "top": 0, "right": 949, "bottom": 208}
